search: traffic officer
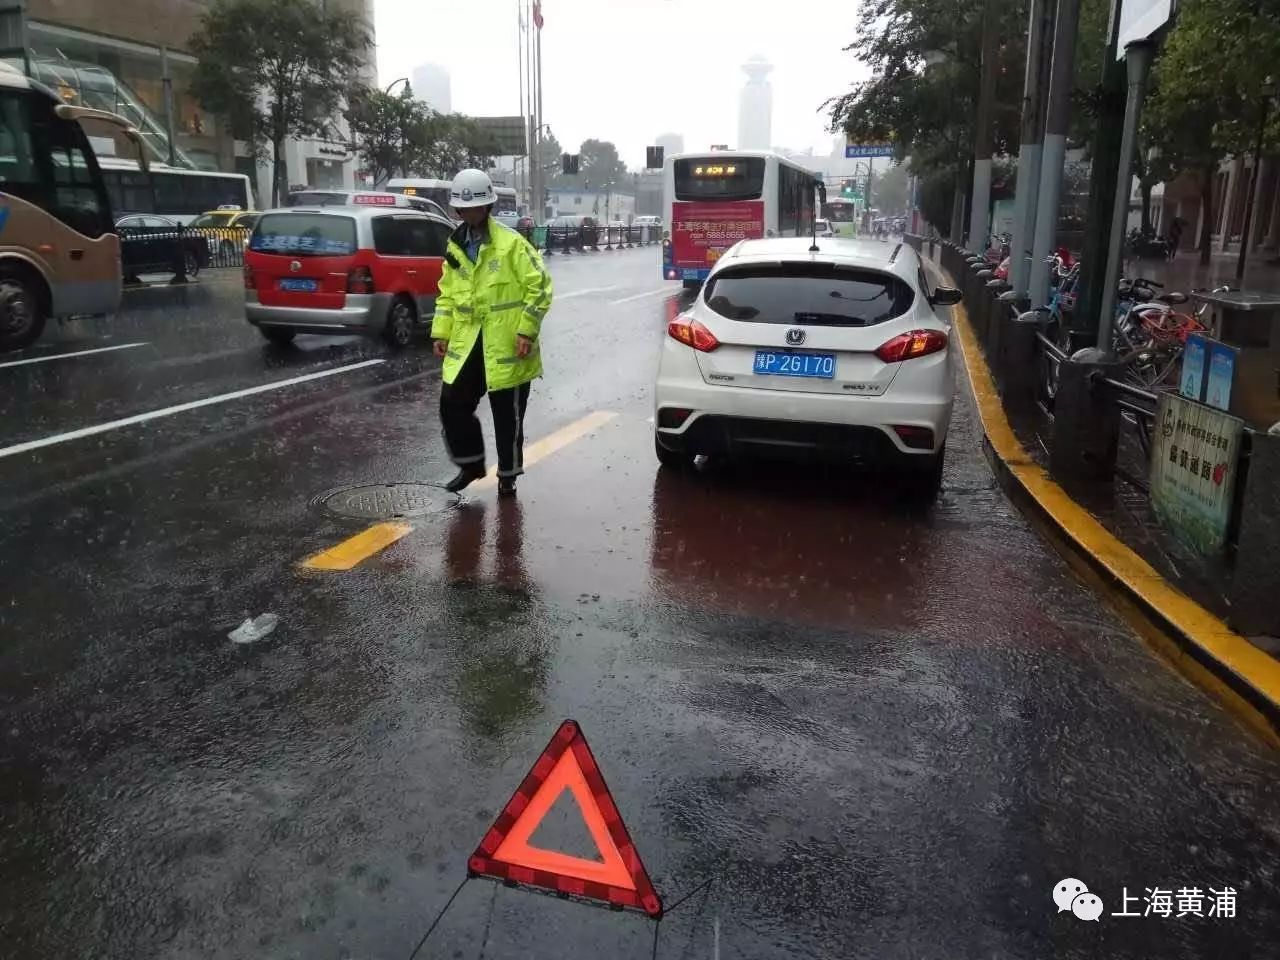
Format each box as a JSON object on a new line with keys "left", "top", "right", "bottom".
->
{"left": 432, "top": 169, "right": 553, "bottom": 496}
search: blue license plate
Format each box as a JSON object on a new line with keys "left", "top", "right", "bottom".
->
{"left": 278, "top": 278, "right": 317, "bottom": 292}
{"left": 754, "top": 351, "right": 836, "bottom": 379}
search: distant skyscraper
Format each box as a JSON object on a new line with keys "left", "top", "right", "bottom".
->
{"left": 655, "top": 132, "right": 684, "bottom": 158}
{"left": 411, "top": 63, "right": 452, "bottom": 113}
{"left": 738, "top": 55, "right": 773, "bottom": 151}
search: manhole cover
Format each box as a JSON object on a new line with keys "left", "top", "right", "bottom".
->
{"left": 316, "top": 483, "right": 456, "bottom": 520}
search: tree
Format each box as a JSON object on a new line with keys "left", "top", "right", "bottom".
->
{"left": 346, "top": 85, "right": 431, "bottom": 186}
{"left": 872, "top": 162, "right": 910, "bottom": 214}
{"left": 1143, "top": 0, "right": 1280, "bottom": 264}
{"left": 189, "top": 0, "right": 369, "bottom": 206}
{"left": 578, "top": 139, "right": 628, "bottom": 186}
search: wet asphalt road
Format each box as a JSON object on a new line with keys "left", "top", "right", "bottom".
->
{"left": 1, "top": 250, "right": 1278, "bottom": 960}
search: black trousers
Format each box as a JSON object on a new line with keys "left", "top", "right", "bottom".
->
{"left": 440, "top": 333, "right": 531, "bottom": 478}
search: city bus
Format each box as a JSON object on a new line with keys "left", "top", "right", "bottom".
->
{"left": 0, "top": 62, "right": 148, "bottom": 349}
{"left": 820, "top": 196, "right": 859, "bottom": 238}
{"left": 97, "top": 158, "right": 252, "bottom": 224}
{"left": 661, "top": 150, "right": 820, "bottom": 287}
{"left": 385, "top": 177, "right": 452, "bottom": 211}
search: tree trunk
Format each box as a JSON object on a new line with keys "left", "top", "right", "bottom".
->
{"left": 1140, "top": 180, "right": 1153, "bottom": 234}
{"left": 1198, "top": 163, "right": 1215, "bottom": 266}
{"left": 272, "top": 134, "right": 288, "bottom": 208}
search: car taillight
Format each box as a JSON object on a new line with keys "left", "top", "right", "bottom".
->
{"left": 667, "top": 316, "right": 719, "bottom": 352}
{"left": 243, "top": 263, "right": 254, "bottom": 290}
{"left": 875, "top": 329, "right": 948, "bottom": 363}
{"left": 347, "top": 265, "right": 374, "bottom": 294}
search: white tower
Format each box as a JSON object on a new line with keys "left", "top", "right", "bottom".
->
{"left": 737, "top": 55, "right": 773, "bottom": 151}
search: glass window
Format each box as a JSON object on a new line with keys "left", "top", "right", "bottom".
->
{"left": 250, "top": 213, "right": 357, "bottom": 256}
{"left": 427, "top": 221, "right": 452, "bottom": 255}
{"left": 48, "top": 117, "right": 110, "bottom": 238}
{"left": 0, "top": 91, "right": 46, "bottom": 209}
{"left": 401, "top": 218, "right": 437, "bottom": 257}
{"left": 674, "top": 157, "right": 765, "bottom": 201}
{"left": 372, "top": 216, "right": 405, "bottom": 255}
{"left": 703, "top": 262, "right": 914, "bottom": 326}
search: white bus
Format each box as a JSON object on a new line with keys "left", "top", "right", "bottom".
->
{"left": 98, "top": 157, "right": 252, "bottom": 224}
{"left": 385, "top": 177, "right": 452, "bottom": 212}
{"left": 661, "top": 150, "right": 820, "bottom": 286}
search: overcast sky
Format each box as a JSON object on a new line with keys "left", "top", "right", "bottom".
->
{"left": 373, "top": 0, "right": 870, "bottom": 167}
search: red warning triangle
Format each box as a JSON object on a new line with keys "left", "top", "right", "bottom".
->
{"left": 468, "top": 719, "right": 663, "bottom": 918}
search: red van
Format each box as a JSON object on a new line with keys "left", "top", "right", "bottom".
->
{"left": 244, "top": 198, "right": 454, "bottom": 348}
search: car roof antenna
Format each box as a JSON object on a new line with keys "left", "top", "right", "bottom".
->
{"left": 809, "top": 179, "right": 826, "bottom": 253}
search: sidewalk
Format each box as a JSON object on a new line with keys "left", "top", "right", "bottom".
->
{"left": 1126, "top": 249, "right": 1280, "bottom": 291}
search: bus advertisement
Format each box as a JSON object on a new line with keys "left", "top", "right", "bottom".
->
{"left": 661, "top": 151, "right": 818, "bottom": 286}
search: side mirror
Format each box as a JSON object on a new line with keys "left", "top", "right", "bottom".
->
{"left": 931, "top": 286, "right": 963, "bottom": 306}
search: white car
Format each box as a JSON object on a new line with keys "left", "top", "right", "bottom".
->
{"left": 814, "top": 217, "right": 834, "bottom": 237}
{"left": 653, "top": 237, "right": 962, "bottom": 496}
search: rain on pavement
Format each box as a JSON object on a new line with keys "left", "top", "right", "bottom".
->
{"left": 1, "top": 249, "right": 1278, "bottom": 960}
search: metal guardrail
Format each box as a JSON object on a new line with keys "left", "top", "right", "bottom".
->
{"left": 117, "top": 225, "right": 251, "bottom": 284}
{"left": 537, "top": 223, "right": 662, "bottom": 255}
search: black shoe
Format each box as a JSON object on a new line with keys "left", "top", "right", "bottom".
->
{"left": 444, "top": 465, "right": 486, "bottom": 493}
{"left": 497, "top": 476, "right": 517, "bottom": 497}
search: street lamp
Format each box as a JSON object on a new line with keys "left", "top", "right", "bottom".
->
{"left": 384, "top": 77, "right": 411, "bottom": 179}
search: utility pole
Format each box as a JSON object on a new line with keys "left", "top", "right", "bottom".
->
{"left": 1009, "top": 0, "right": 1054, "bottom": 301}
{"left": 969, "top": 0, "right": 999, "bottom": 250}
{"left": 1096, "top": 42, "right": 1156, "bottom": 354}
{"left": 533, "top": 6, "right": 544, "bottom": 223}
{"left": 1029, "top": 0, "right": 1081, "bottom": 307}
{"left": 161, "top": 46, "right": 177, "bottom": 167}
{"left": 1077, "top": 0, "right": 1126, "bottom": 343}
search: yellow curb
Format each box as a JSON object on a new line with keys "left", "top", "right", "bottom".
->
{"left": 945, "top": 273, "right": 1280, "bottom": 745}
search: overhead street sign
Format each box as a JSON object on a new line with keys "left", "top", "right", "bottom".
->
{"left": 845, "top": 143, "right": 894, "bottom": 159}
{"left": 1114, "top": 0, "right": 1173, "bottom": 57}
{"left": 471, "top": 116, "right": 527, "bottom": 156}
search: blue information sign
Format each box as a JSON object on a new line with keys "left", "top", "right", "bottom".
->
{"left": 1205, "top": 341, "right": 1237, "bottom": 412}
{"left": 845, "top": 144, "right": 894, "bottom": 159}
{"left": 1180, "top": 333, "right": 1206, "bottom": 401}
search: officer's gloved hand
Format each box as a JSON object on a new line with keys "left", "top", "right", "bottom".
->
{"left": 433, "top": 340, "right": 447, "bottom": 358}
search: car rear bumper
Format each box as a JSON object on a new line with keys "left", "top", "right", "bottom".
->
{"left": 245, "top": 292, "right": 382, "bottom": 332}
{"left": 654, "top": 370, "right": 952, "bottom": 460}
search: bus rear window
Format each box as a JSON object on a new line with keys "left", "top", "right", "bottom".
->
{"left": 703, "top": 263, "right": 914, "bottom": 326}
{"left": 250, "top": 213, "right": 357, "bottom": 256}
{"left": 674, "top": 157, "right": 765, "bottom": 201}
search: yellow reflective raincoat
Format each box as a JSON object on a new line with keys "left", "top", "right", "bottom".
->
{"left": 430, "top": 219, "right": 552, "bottom": 390}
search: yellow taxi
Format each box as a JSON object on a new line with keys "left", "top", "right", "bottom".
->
{"left": 187, "top": 206, "right": 262, "bottom": 262}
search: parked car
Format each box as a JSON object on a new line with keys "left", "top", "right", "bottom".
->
{"left": 547, "top": 214, "right": 598, "bottom": 246}
{"left": 188, "top": 207, "right": 261, "bottom": 263}
{"left": 814, "top": 218, "right": 834, "bottom": 238}
{"left": 115, "top": 215, "right": 209, "bottom": 283}
{"left": 244, "top": 203, "right": 454, "bottom": 348}
{"left": 652, "top": 236, "right": 962, "bottom": 497}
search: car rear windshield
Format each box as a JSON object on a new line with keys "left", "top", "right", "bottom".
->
{"left": 674, "top": 157, "right": 765, "bottom": 201}
{"left": 189, "top": 213, "right": 235, "bottom": 228}
{"left": 703, "top": 262, "right": 915, "bottom": 326}
{"left": 249, "top": 213, "right": 357, "bottom": 256}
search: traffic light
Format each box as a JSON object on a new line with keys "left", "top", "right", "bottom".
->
{"left": 645, "top": 145, "right": 664, "bottom": 170}
{"left": 842, "top": 179, "right": 855, "bottom": 197}
{"left": 562, "top": 153, "right": 580, "bottom": 175}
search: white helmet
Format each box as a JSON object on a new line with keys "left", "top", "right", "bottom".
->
{"left": 450, "top": 168, "right": 496, "bottom": 208}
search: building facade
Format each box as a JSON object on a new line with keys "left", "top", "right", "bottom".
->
{"left": 6, "top": 0, "right": 376, "bottom": 206}
{"left": 548, "top": 187, "right": 635, "bottom": 222}
{"left": 737, "top": 55, "right": 772, "bottom": 151}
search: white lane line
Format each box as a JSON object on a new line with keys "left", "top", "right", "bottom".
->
{"left": 0, "top": 342, "right": 147, "bottom": 370}
{"left": 609, "top": 287, "right": 673, "bottom": 305}
{"left": 0, "top": 358, "right": 384, "bottom": 461}
{"left": 556, "top": 285, "right": 625, "bottom": 301}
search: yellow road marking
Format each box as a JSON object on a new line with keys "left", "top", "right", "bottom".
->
{"left": 472, "top": 410, "right": 617, "bottom": 488}
{"left": 302, "top": 521, "right": 414, "bottom": 570}
{"left": 300, "top": 410, "right": 618, "bottom": 569}
{"left": 944, "top": 276, "right": 1280, "bottom": 739}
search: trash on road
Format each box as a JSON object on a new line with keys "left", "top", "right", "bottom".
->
{"left": 228, "top": 613, "right": 279, "bottom": 644}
